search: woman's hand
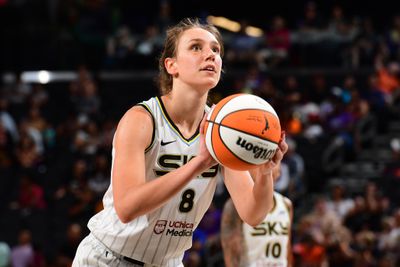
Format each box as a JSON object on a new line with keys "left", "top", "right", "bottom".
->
{"left": 197, "top": 109, "right": 217, "bottom": 169}
{"left": 271, "top": 131, "right": 288, "bottom": 166}
{"left": 249, "top": 131, "right": 288, "bottom": 179}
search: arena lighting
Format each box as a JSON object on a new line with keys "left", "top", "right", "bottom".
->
{"left": 245, "top": 26, "right": 263, "bottom": 37}
{"left": 18, "top": 71, "right": 77, "bottom": 83}
{"left": 38, "top": 70, "right": 50, "bottom": 84}
{"left": 207, "top": 16, "right": 241, "bottom": 32}
{"left": 207, "top": 15, "right": 264, "bottom": 37}
{"left": 21, "top": 71, "right": 51, "bottom": 83}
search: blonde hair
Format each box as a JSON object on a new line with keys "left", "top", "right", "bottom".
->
{"left": 157, "top": 17, "right": 224, "bottom": 95}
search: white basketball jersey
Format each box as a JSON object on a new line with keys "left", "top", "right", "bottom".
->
{"left": 242, "top": 192, "right": 290, "bottom": 267}
{"left": 87, "top": 96, "right": 221, "bottom": 266}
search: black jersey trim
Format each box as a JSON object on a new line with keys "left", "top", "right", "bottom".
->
{"left": 137, "top": 103, "right": 156, "bottom": 153}
{"left": 156, "top": 96, "right": 200, "bottom": 144}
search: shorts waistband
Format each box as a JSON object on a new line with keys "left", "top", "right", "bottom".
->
{"left": 122, "top": 256, "right": 145, "bottom": 266}
{"left": 89, "top": 233, "right": 146, "bottom": 266}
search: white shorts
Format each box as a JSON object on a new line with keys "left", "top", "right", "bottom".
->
{"left": 72, "top": 233, "right": 154, "bottom": 267}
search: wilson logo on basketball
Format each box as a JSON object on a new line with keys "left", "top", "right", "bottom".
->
{"left": 236, "top": 137, "right": 275, "bottom": 160}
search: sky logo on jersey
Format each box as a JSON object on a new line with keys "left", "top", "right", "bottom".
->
{"left": 154, "top": 220, "right": 194, "bottom": 236}
{"left": 251, "top": 221, "right": 289, "bottom": 236}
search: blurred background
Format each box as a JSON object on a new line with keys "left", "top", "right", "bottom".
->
{"left": 0, "top": 0, "right": 400, "bottom": 266}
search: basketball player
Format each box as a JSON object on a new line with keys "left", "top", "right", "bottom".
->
{"left": 221, "top": 162, "right": 293, "bottom": 267}
{"left": 72, "top": 17, "right": 288, "bottom": 267}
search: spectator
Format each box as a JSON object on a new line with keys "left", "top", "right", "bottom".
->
{"left": 375, "top": 56, "right": 400, "bottom": 99}
{"left": 235, "top": 65, "right": 263, "bottom": 95}
{"left": 28, "top": 84, "right": 48, "bottom": 109}
{"left": 0, "top": 97, "right": 19, "bottom": 143}
{"left": 293, "top": 233, "right": 327, "bottom": 267}
{"left": 377, "top": 216, "right": 396, "bottom": 251}
{"left": 297, "top": 1, "right": 326, "bottom": 32}
{"left": 273, "top": 161, "right": 290, "bottom": 194}
{"left": 74, "top": 79, "right": 101, "bottom": 117}
{"left": 88, "top": 153, "right": 110, "bottom": 198}
{"left": 305, "top": 196, "right": 342, "bottom": 239}
{"left": 105, "top": 25, "right": 136, "bottom": 69}
{"left": 385, "top": 15, "right": 400, "bottom": 61}
{"left": 17, "top": 119, "right": 44, "bottom": 156}
{"left": 183, "top": 228, "right": 207, "bottom": 267}
{"left": 326, "top": 184, "right": 355, "bottom": 222}
{"left": 135, "top": 24, "right": 163, "bottom": 58}
{"left": 11, "top": 229, "right": 34, "bottom": 267}
{"left": 65, "top": 159, "right": 95, "bottom": 224}
{"left": 344, "top": 196, "right": 369, "bottom": 233}
{"left": 55, "top": 223, "right": 83, "bottom": 266}
{"left": 0, "top": 122, "right": 14, "bottom": 169}
{"left": 353, "top": 228, "right": 378, "bottom": 267}
{"left": 225, "top": 19, "right": 262, "bottom": 68}
{"left": 257, "top": 16, "right": 291, "bottom": 70}
{"left": 155, "top": 0, "right": 173, "bottom": 34}
{"left": 14, "top": 131, "right": 42, "bottom": 170}
{"left": 25, "top": 107, "right": 48, "bottom": 139}
{"left": 2, "top": 75, "right": 32, "bottom": 111}
{"left": 348, "top": 17, "right": 379, "bottom": 68}
{"left": 0, "top": 242, "right": 11, "bottom": 267}
{"left": 382, "top": 138, "right": 400, "bottom": 203}
{"left": 283, "top": 137, "right": 306, "bottom": 203}
{"left": 14, "top": 173, "right": 46, "bottom": 212}
{"left": 325, "top": 225, "right": 355, "bottom": 267}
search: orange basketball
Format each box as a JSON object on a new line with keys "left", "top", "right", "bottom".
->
{"left": 205, "top": 93, "right": 281, "bottom": 171}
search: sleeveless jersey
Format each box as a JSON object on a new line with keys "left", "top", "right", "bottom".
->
{"left": 87, "top": 96, "right": 221, "bottom": 266}
{"left": 242, "top": 192, "right": 290, "bottom": 267}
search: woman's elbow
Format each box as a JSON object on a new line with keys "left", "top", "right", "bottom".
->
{"left": 117, "top": 214, "right": 131, "bottom": 224}
{"left": 243, "top": 203, "right": 273, "bottom": 227}
{"left": 114, "top": 203, "right": 136, "bottom": 224}
{"left": 244, "top": 214, "right": 265, "bottom": 227}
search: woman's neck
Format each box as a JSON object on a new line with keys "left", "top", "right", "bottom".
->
{"left": 161, "top": 88, "right": 208, "bottom": 138}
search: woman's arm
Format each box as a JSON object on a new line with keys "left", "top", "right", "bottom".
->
{"left": 221, "top": 198, "right": 245, "bottom": 267}
{"left": 223, "top": 134, "right": 288, "bottom": 226}
{"left": 112, "top": 107, "right": 215, "bottom": 223}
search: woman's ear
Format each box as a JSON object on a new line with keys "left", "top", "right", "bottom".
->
{"left": 165, "top": 57, "right": 178, "bottom": 76}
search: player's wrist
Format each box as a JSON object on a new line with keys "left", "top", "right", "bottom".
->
{"left": 187, "top": 154, "right": 215, "bottom": 175}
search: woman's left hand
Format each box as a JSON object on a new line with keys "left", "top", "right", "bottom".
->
{"left": 250, "top": 131, "right": 288, "bottom": 178}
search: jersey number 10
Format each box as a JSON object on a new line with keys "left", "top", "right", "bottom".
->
{"left": 265, "top": 242, "right": 282, "bottom": 258}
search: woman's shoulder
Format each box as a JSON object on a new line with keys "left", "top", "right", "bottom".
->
{"left": 119, "top": 105, "right": 153, "bottom": 127}
{"left": 113, "top": 105, "right": 154, "bottom": 149}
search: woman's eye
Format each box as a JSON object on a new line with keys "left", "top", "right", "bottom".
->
{"left": 191, "top": 44, "right": 201, "bottom": 51}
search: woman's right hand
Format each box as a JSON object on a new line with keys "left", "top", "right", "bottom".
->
{"left": 197, "top": 109, "right": 217, "bottom": 169}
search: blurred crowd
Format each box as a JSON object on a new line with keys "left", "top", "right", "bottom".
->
{"left": 1, "top": 0, "right": 400, "bottom": 72}
{"left": 1, "top": 0, "right": 400, "bottom": 267}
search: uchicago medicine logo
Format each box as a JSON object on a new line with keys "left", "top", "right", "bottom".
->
{"left": 153, "top": 220, "right": 194, "bottom": 236}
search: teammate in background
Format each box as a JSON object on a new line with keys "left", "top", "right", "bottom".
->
{"left": 72, "top": 17, "right": 288, "bottom": 267}
{"left": 221, "top": 162, "right": 293, "bottom": 267}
